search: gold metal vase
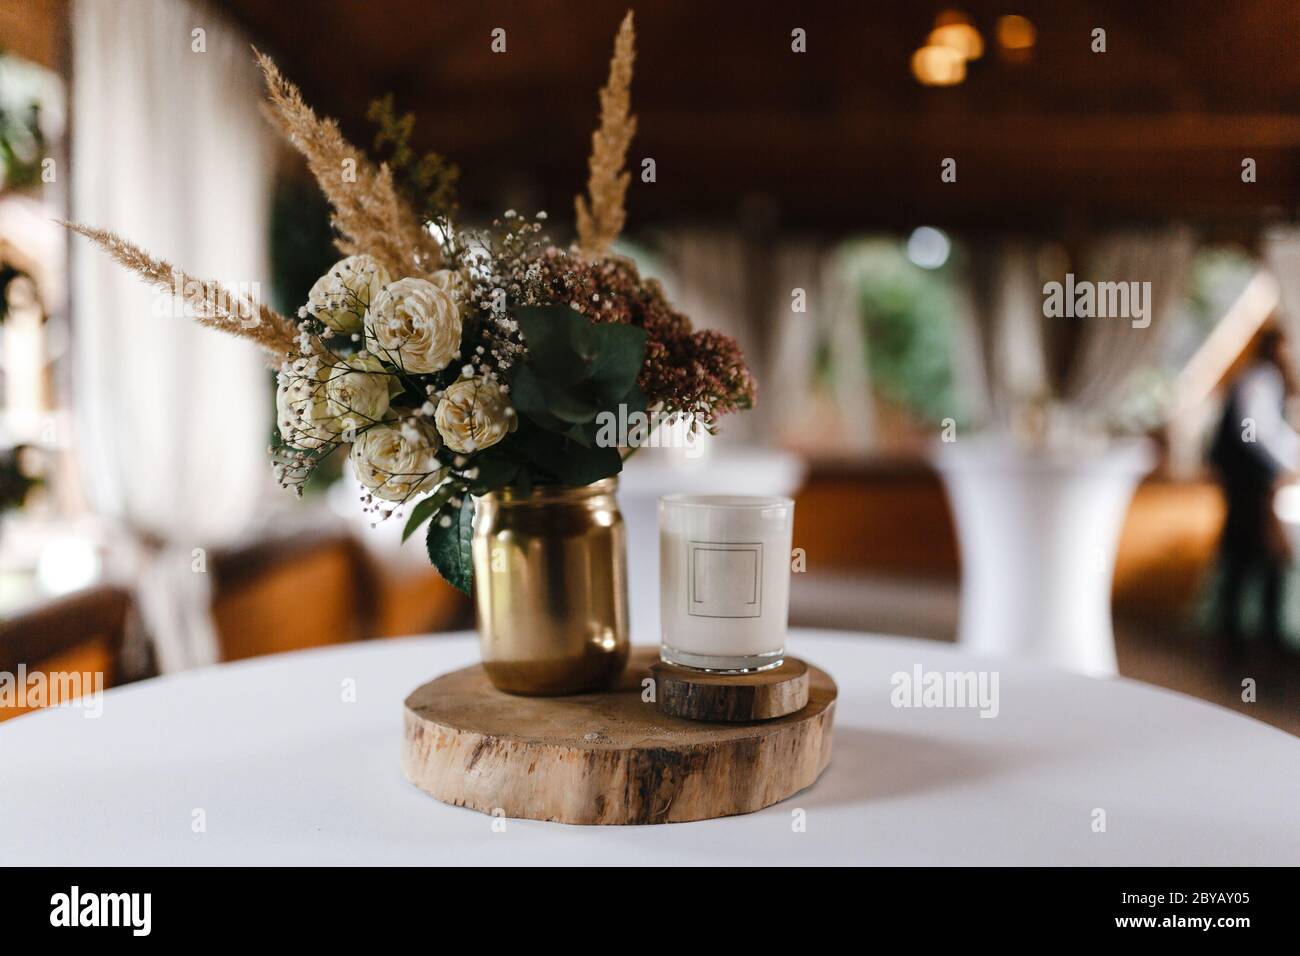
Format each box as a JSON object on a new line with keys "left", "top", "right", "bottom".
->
{"left": 472, "top": 477, "right": 629, "bottom": 695}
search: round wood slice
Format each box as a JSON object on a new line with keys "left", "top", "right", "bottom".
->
{"left": 402, "top": 646, "right": 836, "bottom": 825}
{"left": 650, "top": 657, "right": 809, "bottom": 721}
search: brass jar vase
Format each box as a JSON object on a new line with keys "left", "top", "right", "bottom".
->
{"left": 472, "top": 478, "right": 630, "bottom": 695}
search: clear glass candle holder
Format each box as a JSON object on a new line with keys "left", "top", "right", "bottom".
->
{"left": 658, "top": 494, "right": 794, "bottom": 673}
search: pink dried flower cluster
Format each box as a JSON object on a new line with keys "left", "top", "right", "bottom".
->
{"left": 525, "top": 248, "right": 756, "bottom": 427}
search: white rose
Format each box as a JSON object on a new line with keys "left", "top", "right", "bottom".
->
{"left": 308, "top": 255, "right": 391, "bottom": 333}
{"left": 351, "top": 421, "right": 444, "bottom": 501}
{"left": 276, "top": 360, "right": 337, "bottom": 449}
{"left": 324, "top": 355, "right": 395, "bottom": 432}
{"left": 435, "top": 376, "right": 516, "bottom": 454}
{"left": 428, "top": 269, "right": 467, "bottom": 299}
{"left": 366, "top": 277, "right": 461, "bottom": 374}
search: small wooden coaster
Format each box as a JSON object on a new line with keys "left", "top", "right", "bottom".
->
{"left": 401, "top": 646, "right": 836, "bottom": 825}
{"left": 650, "top": 657, "right": 810, "bottom": 721}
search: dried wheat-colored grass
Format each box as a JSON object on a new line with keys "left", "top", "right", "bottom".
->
{"left": 575, "top": 11, "right": 637, "bottom": 258}
{"left": 255, "top": 49, "right": 442, "bottom": 278}
{"left": 65, "top": 221, "right": 299, "bottom": 361}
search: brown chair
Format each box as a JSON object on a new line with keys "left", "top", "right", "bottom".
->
{"left": 209, "top": 530, "right": 472, "bottom": 658}
{"left": 209, "top": 531, "right": 375, "bottom": 661}
{"left": 369, "top": 563, "right": 472, "bottom": 638}
{"left": 0, "top": 586, "right": 134, "bottom": 722}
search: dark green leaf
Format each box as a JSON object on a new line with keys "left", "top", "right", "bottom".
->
{"left": 542, "top": 387, "right": 600, "bottom": 424}
{"left": 514, "top": 306, "right": 595, "bottom": 385}
{"left": 401, "top": 489, "right": 446, "bottom": 543}
{"left": 509, "top": 307, "right": 650, "bottom": 464}
{"left": 467, "top": 452, "right": 520, "bottom": 495}
{"left": 426, "top": 495, "right": 475, "bottom": 595}
{"left": 616, "top": 383, "right": 648, "bottom": 422}
{"left": 554, "top": 443, "right": 623, "bottom": 485}
{"left": 510, "top": 364, "right": 600, "bottom": 432}
{"left": 563, "top": 421, "right": 594, "bottom": 447}
{"left": 515, "top": 427, "right": 623, "bottom": 486}
{"left": 507, "top": 365, "right": 551, "bottom": 420}
{"left": 586, "top": 323, "right": 647, "bottom": 400}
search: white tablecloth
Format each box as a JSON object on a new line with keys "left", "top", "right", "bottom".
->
{"left": 2, "top": 630, "right": 1296, "bottom": 865}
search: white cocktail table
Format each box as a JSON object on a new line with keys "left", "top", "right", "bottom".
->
{"left": 2, "top": 630, "right": 1295, "bottom": 865}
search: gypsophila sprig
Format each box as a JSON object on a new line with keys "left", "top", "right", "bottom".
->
{"left": 64, "top": 10, "right": 754, "bottom": 595}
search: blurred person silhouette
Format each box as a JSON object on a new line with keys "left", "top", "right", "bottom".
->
{"left": 1209, "top": 324, "right": 1299, "bottom": 653}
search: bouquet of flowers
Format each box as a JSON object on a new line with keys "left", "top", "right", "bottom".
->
{"left": 67, "top": 12, "right": 754, "bottom": 593}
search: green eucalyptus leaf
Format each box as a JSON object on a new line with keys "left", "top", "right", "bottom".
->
{"left": 507, "top": 364, "right": 551, "bottom": 419}
{"left": 563, "top": 421, "right": 594, "bottom": 448}
{"left": 515, "top": 427, "right": 623, "bottom": 486}
{"left": 556, "top": 442, "right": 623, "bottom": 486}
{"left": 587, "top": 323, "right": 647, "bottom": 399}
{"left": 509, "top": 307, "right": 650, "bottom": 468}
{"left": 544, "top": 387, "right": 600, "bottom": 424}
{"left": 514, "top": 306, "right": 595, "bottom": 384}
{"left": 617, "top": 383, "right": 648, "bottom": 420}
{"left": 510, "top": 364, "right": 600, "bottom": 432}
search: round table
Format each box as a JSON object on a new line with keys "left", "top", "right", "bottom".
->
{"left": 2, "top": 630, "right": 1296, "bottom": 865}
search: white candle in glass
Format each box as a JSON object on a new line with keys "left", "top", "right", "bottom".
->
{"left": 658, "top": 495, "right": 794, "bottom": 672}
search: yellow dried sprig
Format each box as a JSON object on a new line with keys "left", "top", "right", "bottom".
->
{"left": 575, "top": 11, "right": 637, "bottom": 259}
{"left": 64, "top": 221, "right": 298, "bottom": 361}
{"left": 254, "top": 49, "right": 442, "bottom": 277}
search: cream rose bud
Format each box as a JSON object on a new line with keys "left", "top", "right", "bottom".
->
{"left": 366, "top": 277, "right": 461, "bottom": 374}
{"left": 351, "top": 421, "right": 444, "bottom": 501}
{"left": 276, "top": 361, "right": 336, "bottom": 449}
{"left": 435, "top": 376, "right": 516, "bottom": 454}
{"left": 308, "top": 255, "right": 391, "bottom": 333}
{"left": 324, "top": 355, "right": 394, "bottom": 432}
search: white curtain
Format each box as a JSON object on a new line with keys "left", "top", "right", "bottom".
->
{"left": 763, "top": 241, "right": 827, "bottom": 442}
{"left": 751, "top": 240, "right": 876, "bottom": 452}
{"left": 1061, "top": 226, "right": 1195, "bottom": 416}
{"left": 662, "top": 230, "right": 761, "bottom": 443}
{"left": 71, "top": 0, "right": 272, "bottom": 670}
{"left": 817, "top": 245, "right": 876, "bottom": 452}
{"left": 665, "top": 231, "right": 875, "bottom": 451}
{"left": 959, "top": 229, "right": 1193, "bottom": 438}
{"left": 957, "top": 240, "right": 1048, "bottom": 427}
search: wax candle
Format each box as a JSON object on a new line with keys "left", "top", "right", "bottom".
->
{"left": 658, "top": 494, "right": 794, "bottom": 672}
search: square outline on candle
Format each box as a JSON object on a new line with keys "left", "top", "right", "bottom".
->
{"left": 687, "top": 541, "right": 763, "bottom": 618}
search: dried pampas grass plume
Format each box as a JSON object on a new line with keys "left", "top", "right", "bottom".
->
{"left": 64, "top": 221, "right": 299, "bottom": 361}
{"left": 575, "top": 10, "right": 637, "bottom": 259}
{"left": 254, "top": 49, "right": 442, "bottom": 277}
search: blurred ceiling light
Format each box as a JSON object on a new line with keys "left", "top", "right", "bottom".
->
{"left": 911, "top": 45, "right": 966, "bottom": 86}
{"left": 934, "top": 9, "right": 972, "bottom": 27}
{"left": 996, "top": 14, "right": 1037, "bottom": 52}
{"left": 929, "top": 23, "right": 984, "bottom": 61}
{"left": 907, "top": 226, "right": 951, "bottom": 269}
